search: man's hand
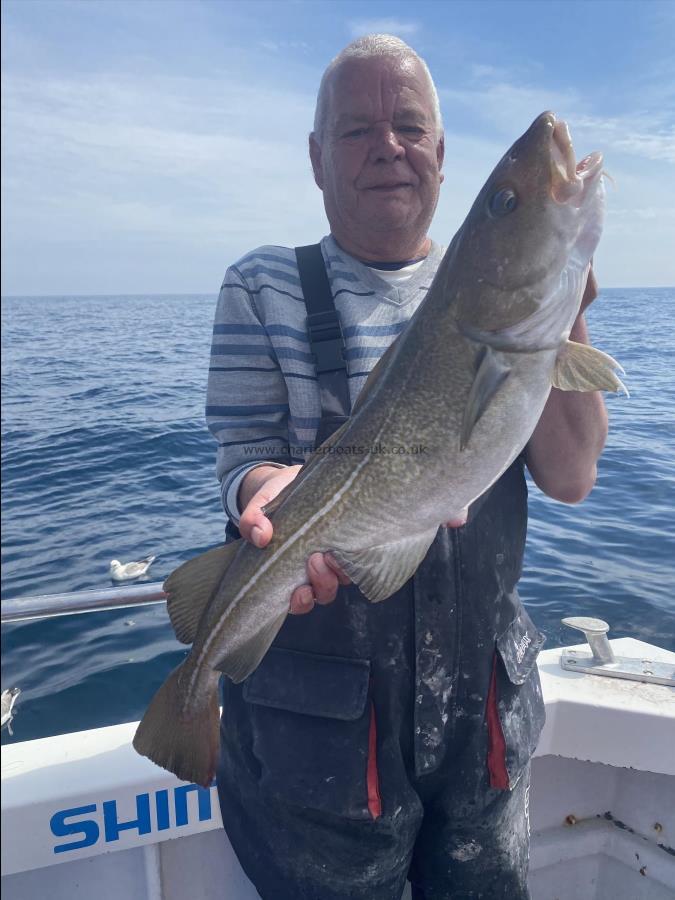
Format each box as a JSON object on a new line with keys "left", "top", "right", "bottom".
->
{"left": 442, "top": 507, "right": 468, "bottom": 528}
{"left": 525, "top": 263, "right": 607, "bottom": 503}
{"left": 238, "top": 466, "right": 351, "bottom": 615}
{"left": 579, "top": 263, "right": 598, "bottom": 316}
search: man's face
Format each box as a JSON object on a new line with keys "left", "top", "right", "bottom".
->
{"left": 310, "top": 56, "right": 444, "bottom": 258}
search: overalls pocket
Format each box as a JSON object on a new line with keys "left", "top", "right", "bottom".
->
{"left": 243, "top": 647, "right": 380, "bottom": 819}
{"left": 486, "top": 606, "right": 546, "bottom": 790}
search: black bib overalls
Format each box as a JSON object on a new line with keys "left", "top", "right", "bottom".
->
{"left": 217, "top": 245, "right": 546, "bottom": 900}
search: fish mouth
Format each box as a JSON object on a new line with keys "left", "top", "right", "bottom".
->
{"left": 550, "top": 116, "right": 603, "bottom": 204}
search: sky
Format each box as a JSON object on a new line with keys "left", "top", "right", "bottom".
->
{"left": 1, "top": 0, "right": 674, "bottom": 295}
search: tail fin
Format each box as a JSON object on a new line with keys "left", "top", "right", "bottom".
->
{"left": 133, "top": 663, "right": 220, "bottom": 788}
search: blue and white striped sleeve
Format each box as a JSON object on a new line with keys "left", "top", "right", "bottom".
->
{"left": 206, "top": 265, "right": 291, "bottom": 523}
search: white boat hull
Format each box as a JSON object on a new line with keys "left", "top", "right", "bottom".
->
{"left": 3, "top": 638, "right": 674, "bottom": 899}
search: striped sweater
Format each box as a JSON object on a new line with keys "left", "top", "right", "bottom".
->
{"left": 206, "top": 234, "right": 445, "bottom": 526}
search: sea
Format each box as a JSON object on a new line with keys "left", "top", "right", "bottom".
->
{"left": 1, "top": 288, "right": 674, "bottom": 746}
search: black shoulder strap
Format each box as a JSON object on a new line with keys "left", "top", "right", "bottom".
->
{"left": 295, "top": 244, "right": 351, "bottom": 430}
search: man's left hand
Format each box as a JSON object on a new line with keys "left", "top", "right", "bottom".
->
{"left": 579, "top": 264, "right": 598, "bottom": 315}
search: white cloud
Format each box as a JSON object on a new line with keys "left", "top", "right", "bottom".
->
{"left": 431, "top": 74, "right": 675, "bottom": 287}
{"left": 438, "top": 77, "right": 675, "bottom": 168}
{"left": 347, "top": 18, "right": 421, "bottom": 39}
{"left": 1, "top": 70, "right": 322, "bottom": 243}
{"left": 632, "top": 207, "right": 675, "bottom": 220}
{"left": 2, "top": 48, "right": 673, "bottom": 293}
{"left": 0, "top": 67, "right": 328, "bottom": 293}
{"left": 258, "top": 39, "right": 310, "bottom": 53}
{"left": 439, "top": 81, "right": 585, "bottom": 140}
{"left": 573, "top": 114, "right": 675, "bottom": 165}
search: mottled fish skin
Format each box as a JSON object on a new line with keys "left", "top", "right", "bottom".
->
{"left": 134, "top": 111, "right": 621, "bottom": 786}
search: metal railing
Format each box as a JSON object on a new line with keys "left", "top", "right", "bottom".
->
{"left": 1, "top": 583, "right": 168, "bottom": 624}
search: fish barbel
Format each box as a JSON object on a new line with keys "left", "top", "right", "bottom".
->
{"left": 134, "top": 111, "right": 626, "bottom": 786}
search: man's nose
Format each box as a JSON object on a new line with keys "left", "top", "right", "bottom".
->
{"left": 369, "top": 123, "right": 405, "bottom": 162}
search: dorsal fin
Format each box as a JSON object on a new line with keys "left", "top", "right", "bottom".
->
{"left": 164, "top": 542, "right": 242, "bottom": 644}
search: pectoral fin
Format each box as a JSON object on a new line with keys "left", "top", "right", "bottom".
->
{"left": 164, "top": 541, "right": 242, "bottom": 643}
{"left": 552, "top": 341, "right": 628, "bottom": 394}
{"left": 330, "top": 529, "right": 438, "bottom": 603}
{"left": 460, "top": 346, "right": 511, "bottom": 450}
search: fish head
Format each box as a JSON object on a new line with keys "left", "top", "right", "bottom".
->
{"left": 452, "top": 111, "right": 605, "bottom": 349}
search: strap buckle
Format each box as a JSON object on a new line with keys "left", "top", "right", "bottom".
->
{"left": 307, "top": 310, "right": 346, "bottom": 373}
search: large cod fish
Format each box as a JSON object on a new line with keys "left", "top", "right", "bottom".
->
{"left": 134, "top": 111, "right": 625, "bottom": 787}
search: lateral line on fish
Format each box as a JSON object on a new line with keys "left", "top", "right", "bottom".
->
{"left": 182, "top": 451, "right": 373, "bottom": 701}
{"left": 185, "top": 344, "right": 423, "bottom": 700}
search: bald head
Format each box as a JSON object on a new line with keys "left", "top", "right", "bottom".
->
{"left": 313, "top": 35, "right": 443, "bottom": 145}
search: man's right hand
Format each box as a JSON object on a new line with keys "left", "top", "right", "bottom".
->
{"left": 238, "top": 466, "right": 350, "bottom": 615}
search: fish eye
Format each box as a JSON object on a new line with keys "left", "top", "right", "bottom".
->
{"left": 488, "top": 188, "right": 518, "bottom": 217}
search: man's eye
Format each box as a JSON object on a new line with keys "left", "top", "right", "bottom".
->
{"left": 398, "top": 126, "right": 424, "bottom": 135}
{"left": 343, "top": 128, "right": 368, "bottom": 138}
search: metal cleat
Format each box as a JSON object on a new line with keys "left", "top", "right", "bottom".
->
{"left": 560, "top": 617, "right": 675, "bottom": 687}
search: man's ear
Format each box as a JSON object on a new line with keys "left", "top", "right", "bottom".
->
{"left": 437, "top": 133, "right": 445, "bottom": 184}
{"left": 309, "top": 133, "right": 324, "bottom": 190}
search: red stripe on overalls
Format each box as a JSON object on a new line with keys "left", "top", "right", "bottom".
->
{"left": 367, "top": 701, "right": 382, "bottom": 819}
{"left": 486, "top": 652, "right": 509, "bottom": 790}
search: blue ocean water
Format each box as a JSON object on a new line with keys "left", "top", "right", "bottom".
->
{"left": 1, "top": 288, "right": 674, "bottom": 745}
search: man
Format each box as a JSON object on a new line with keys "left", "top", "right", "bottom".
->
{"left": 206, "top": 35, "right": 607, "bottom": 900}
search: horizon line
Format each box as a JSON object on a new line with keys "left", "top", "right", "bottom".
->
{"left": 2, "top": 285, "right": 674, "bottom": 300}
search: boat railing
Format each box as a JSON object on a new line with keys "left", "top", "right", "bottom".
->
{"left": 2, "top": 591, "right": 674, "bottom": 687}
{"left": 1, "top": 583, "right": 168, "bottom": 624}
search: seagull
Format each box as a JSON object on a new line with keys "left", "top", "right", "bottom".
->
{"left": 109, "top": 555, "right": 156, "bottom": 582}
{"left": 1, "top": 687, "right": 21, "bottom": 736}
